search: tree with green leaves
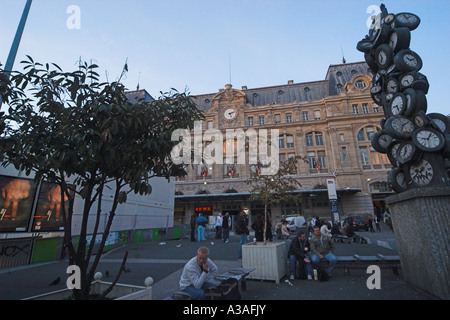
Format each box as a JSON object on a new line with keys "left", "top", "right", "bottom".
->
{"left": 0, "top": 56, "right": 203, "bottom": 299}
{"left": 246, "top": 155, "right": 307, "bottom": 243}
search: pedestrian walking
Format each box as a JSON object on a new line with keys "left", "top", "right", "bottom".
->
{"left": 215, "top": 213, "right": 223, "bottom": 239}
{"left": 196, "top": 213, "right": 207, "bottom": 242}
{"left": 235, "top": 210, "right": 249, "bottom": 260}
{"left": 222, "top": 212, "right": 231, "bottom": 243}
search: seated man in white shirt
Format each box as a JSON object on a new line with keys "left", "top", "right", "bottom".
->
{"left": 179, "top": 246, "right": 218, "bottom": 300}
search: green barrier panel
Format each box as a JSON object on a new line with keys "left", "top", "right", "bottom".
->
{"left": 31, "top": 238, "right": 58, "bottom": 264}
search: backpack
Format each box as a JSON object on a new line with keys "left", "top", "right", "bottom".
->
{"left": 317, "top": 266, "right": 329, "bottom": 282}
{"left": 295, "top": 260, "right": 307, "bottom": 280}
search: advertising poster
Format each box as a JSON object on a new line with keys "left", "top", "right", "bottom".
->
{"left": 31, "top": 182, "right": 74, "bottom": 232}
{"left": 0, "top": 176, "right": 38, "bottom": 232}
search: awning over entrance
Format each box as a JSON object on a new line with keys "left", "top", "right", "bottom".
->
{"left": 174, "top": 188, "right": 361, "bottom": 203}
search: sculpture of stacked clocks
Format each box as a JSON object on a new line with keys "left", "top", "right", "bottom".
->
{"left": 357, "top": 4, "right": 450, "bottom": 193}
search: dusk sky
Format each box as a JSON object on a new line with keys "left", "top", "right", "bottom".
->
{"left": 1, "top": 0, "right": 449, "bottom": 116}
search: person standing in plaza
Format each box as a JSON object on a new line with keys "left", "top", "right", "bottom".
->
{"left": 235, "top": 210, "right": 249, "bottom": 260}
{"left": 251, "top": 214, "right": 264, "bottom": 242}
{"left": 310, "top": 226, "right": 337, "bottom": 276}
{"left": 179, "top": 246, "right": 218, "bottom": 300}
{"left": 196, "top": 213, "right": 207, "bottom": 242}
{"left": 215, "top": 213, "right": 223, "bottom": 239}
{"left": 222, "top": 212, "right": 231, "bottom": 243}
{"left": 190, "top": 214, "right": 197, "bottom": 242}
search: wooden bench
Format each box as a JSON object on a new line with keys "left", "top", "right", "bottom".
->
{"left": 333, "top": 254, "right": 400, "bottom": 275}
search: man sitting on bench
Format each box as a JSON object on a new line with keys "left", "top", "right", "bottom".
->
{"left": 310, "top": 226, "right": 338, "bottom": 277}
{"left": 179, "top": 246, "right": 218, "bottom": 300}
{"left": 288, "top": 231, "right": 313, "bottom": 280}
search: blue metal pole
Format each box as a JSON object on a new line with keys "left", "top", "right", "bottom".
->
{"left": 4, "top": 0, "right": 33, "bottom": 73}
{"left": 1, "top": 0, "right": 33, "bottom": 108}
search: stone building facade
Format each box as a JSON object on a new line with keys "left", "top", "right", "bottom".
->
{"left": 174, "top": 61, "right": 393, "bottom": 226}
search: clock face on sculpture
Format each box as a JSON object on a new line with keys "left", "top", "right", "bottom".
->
{"left": 413, "top": 110, "right": 430, "bottom": 128}
{"left": 385, "top": 78, "right": 400, "bottom": 94}
{"left": 394, "top": 49, "right": 423, "bottom": 72}
{"left": 427, "top": 113, "right": 450, "bottom": 134}
{"left": 388, "top": 167, "right": 407, "bottom": 193}
{"left": 384, "top": 14, "right": 396, "bottom": 25}
{"left": 409, "top": 159, "right": 433, "bottom": 186}
{"left": 388, "top": 27, "right": 411, "bottom": 53}
{"left": 223, "top": 108, "right": 237, "bottom": 121}
{"left": 395, "top": 13, "right": 421, "bottom": 30}
{"left": 385, "top": 115, "right": 415, "bottom": 140}
{"left": 397, "top": 141, "right": 420, "bottom": 165}
{"left": 387, "top": 93, "right": 407, "bottom": 117}
{"left": 387, "top": 140, "right": 402, "bottom": 167}
{"left": 375, "top": 44, "right": 394, "bottom": 70}
{"left": 399, "top": 73, "right": 415, "bottom": 89}
{"left": 404, "top": 88, "right": 427, "bottom": 117}
{"left": 371, "top": 130, "right": 393, "bottom": 153}
{"left": 412, "top": 127, "right": 445, "bottom": 152}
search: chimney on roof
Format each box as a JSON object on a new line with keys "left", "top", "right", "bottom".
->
{"left": 241, "top": 85, "right": 247, "bottom": 90}
{"left": 288, "top": 80, "right": 294, "bottom": 84}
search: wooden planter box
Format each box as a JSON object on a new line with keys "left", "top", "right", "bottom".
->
{"left": 242, "top": 241, "right": 287, "bottom": 284}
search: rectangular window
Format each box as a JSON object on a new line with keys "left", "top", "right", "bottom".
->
{"left": 341, "top": 147, "right": 348, "bottom": 165}
{"left": 302, "top": 111, "right": 309, "bottom": 121}
{"left": 308, "top": 152, "right": 316, "bottom": 169}
{"left": 248, "top": 117, "right": 254, "bottom": 126}
{"left": 352, "top": 104, "right": 359, "bottom": 114}
{"left": 315, "top": 133, "right": 323, "bottom": 146}
{"left": 373, "top": 107, "right": 379, "bottom": 113}
{"left": 366, "top": 127, "right": 375, "bottom": 140}
{"left": 306, "top": 134, "right": 314, "bottom": 146}
{"left": 279, "top": 153, "right": 286, "bottom": 164}
{"left": 259, "top": 116, "right": 265, "bottom": 125}
{"left": 279, "top": 136, "right": 285, "bottom": 149}
{"left": 314, "top": 110, "right": 321, "bottom": 120}
{"left": 317, "top": 151, "right": 326, "bottom": 168}
{"left": 286, "top": 113, "right": 292, "bottom": 123}
{"left": 286, "top": 135, "right": 294, "bottom": 148}
{"left": 207, "top": 121, "right": 214, "bottom": 129}
{"left": 274, "top": 114, "right": 281, "bottom": 123}
{"left": 359, "top": 147, "right": 369, "bottom": 165}
{"left": 362, "top": 103, "right": 369, "bottom": 114}
{"left": 339, "top": 134, "right": 345, "bottom": 142}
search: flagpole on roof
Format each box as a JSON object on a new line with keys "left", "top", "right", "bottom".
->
{"left": 1, "top": 0, "right": 33, "bottom": 109}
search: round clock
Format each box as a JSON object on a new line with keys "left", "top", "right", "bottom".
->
{"left": 385, "top": 77, "right": 400, "bottom": 94}
{"left": 412, "top": 127, "right": 445, "bottom": 152}
{"left": 383, "top": 14, "right": 396, "bottom": 25}
{"left": 384, "top": 115, "right": 415, "bottom": 140}
{"left": 413, "top": 110, "right": 430, "bottom": 128}
{"left": 387, "top": 93, "right": 407, "bottom": 117}
{"left": 409, "top": 158, "right": 433, "bottom": 186}
{"left": 394, "top": 49, "right": 423, "bottom": 73}
{"left": 387, "top": 140, "right": 402, "bottom": 167}
{"left": 375, "top": 44, "right": 394, "bottom": 70}
{"left": 394, "top": 13, "right": 421, "bottom": 30}
{"left": 399, "top": 72, "right": 415, "bottom": 90}
{"left": 371, "top": 130, "right": 393, "bottom": 153}
{"left": 223, "top": 108, "right": 237, "bottom": 121}
{"left": 388, "top": 167, "right": 407, "bottom": 193}
{"left": 397, "top": 141, "right": 420, "bottom": 165}
{"left": 388, "top": 27, "right": 411, "bottom": 53}
{"left": 427, "top": 113, "right": 450, "bottom": 134}
{"left": 403, "top": 88, "right": 427, "bottom": 117}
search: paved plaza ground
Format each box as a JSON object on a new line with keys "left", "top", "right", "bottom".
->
{"left": 0, "top": 222, "right": 439, "bottom": 301}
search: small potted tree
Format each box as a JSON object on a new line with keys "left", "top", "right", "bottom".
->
{"left": 243, "top": 155, "right": 306, "bottom": 283}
